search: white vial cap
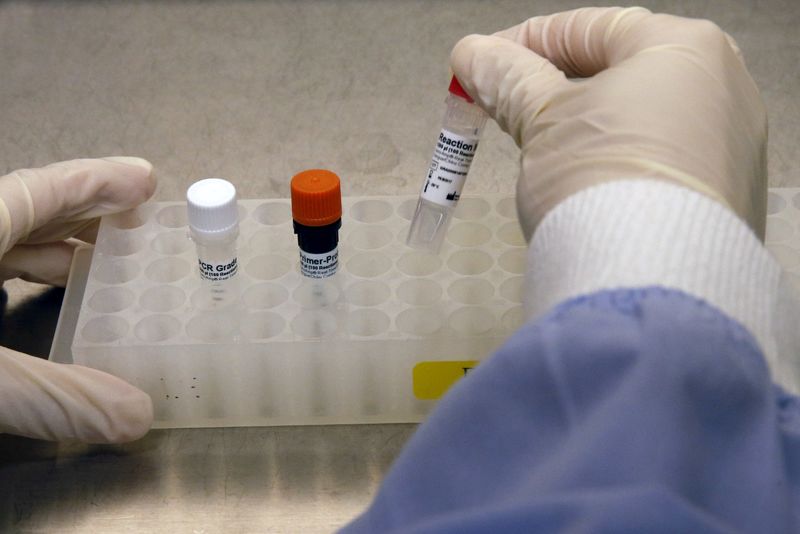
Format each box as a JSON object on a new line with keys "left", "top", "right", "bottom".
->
{"left": 186, "top": 178, "right": 238, "bottom": 239}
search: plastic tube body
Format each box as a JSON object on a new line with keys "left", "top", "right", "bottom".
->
{"left": 407, "top": 92, "right": 488, "bottom": 252}
{"left": 294, "top": 219, "right": 341, "bottom": 279}
{"left": 189, "top": 230, "right": 239, "bottom": 308}
{"left": 192, "top": 230, "right": 239, "bottom": 282}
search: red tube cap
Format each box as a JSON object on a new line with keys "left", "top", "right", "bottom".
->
{"left": 448, "top": 75, "right": 474, "bottom": 103}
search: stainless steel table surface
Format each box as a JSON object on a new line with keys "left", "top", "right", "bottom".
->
{"left": 1, "top": 1, "right": 798, "bottom": 532}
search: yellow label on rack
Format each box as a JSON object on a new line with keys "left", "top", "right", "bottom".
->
{"left": 412, "top": 360, "right": 479, "bottom": 400}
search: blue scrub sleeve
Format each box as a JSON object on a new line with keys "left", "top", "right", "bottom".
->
{"left": 342, "top": 287, "right": 800, "bottom": 533}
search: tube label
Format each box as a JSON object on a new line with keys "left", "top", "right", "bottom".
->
{"left": 198, "top": 257, "right": 238, "bottom": 281}
{"left": 420, "top": 129, "right": 479, "bottom": 207}
{"left": 300, "top": 247, "right": 338, "bottom": 278}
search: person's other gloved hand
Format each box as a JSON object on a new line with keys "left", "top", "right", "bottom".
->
{"left": 450, "top": 6, "right": 767, "bottom": 240}
{"left": 0, "top": 157, "right": 155, "bottom": 442}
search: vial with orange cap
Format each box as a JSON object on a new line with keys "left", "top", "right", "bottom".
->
{"left": 291, "top": 169, "right": 342, "bottom": 279}
{"left": 407, "top": 76, "right": 488, "bottom": 253}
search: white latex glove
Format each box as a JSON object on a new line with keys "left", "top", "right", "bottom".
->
{"left": 0, "top": 157, "right": 155, "bottom": 442}
{"left": 450, "top": 6, "right": 767, "bottom": 240}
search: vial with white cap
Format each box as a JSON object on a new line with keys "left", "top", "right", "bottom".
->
{"left": 407, "top": 76, "right": 488, "bottom": 253}
{"left": 186, "top": 178, "right": 240, "bottom": 287}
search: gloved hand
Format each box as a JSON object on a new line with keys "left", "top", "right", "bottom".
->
{"left": 450, "top": 6, "right": 767, "bottom": 240}
{"left": 0, "top": 157, "right": 156, "bottom": 442}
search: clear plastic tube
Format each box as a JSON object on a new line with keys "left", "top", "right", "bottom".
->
{"left": 193, "top": 233, "right": 239, "bottom": 282}
{"left": 186, "top": 178, "right": 240, "bottom": 307}
{"left": 407, "top": 79, "right": 488, "bottom": 253}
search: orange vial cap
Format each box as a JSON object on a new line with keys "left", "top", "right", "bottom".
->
{"left": 290, "top": 169, "right": 342, "bottom": 227}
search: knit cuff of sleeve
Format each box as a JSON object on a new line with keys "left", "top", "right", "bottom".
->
{"left": 524, "top": 179, "right": 795, "bottom": 389}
